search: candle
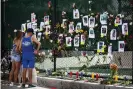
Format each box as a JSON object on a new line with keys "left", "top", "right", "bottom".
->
{"left": 91, "top": 73, "right": 94, "bottom": 79}
{"left": 96, "top": 73, "right": 99, "bottom": 80}
{"left": 70, "top": 71, "right": 73, "bottom": 78}
{"left": 65, "top": 71, "right": 68, "bottom": 76}
{"left": 114, "top": 75, "right": 118, "bottom": 81}
{"left": 80, "top": 72, "right": 83, "bottom": 77}
{"left": 76, "top": 72, "right": 79, "bottom": 78}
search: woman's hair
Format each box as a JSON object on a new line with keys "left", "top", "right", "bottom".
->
{"left": 15, "top": 31, "right": 23, "bottom": 41}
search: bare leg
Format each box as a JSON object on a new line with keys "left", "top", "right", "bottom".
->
{"left": 28, "top": 68, "right": 33, "bottom": 84}
{"left": 22, "top": 68, "right": 27, "bottom": 84}
{"left": 9, "top": 61, "right": 15, "bottom": 83}
{"left": 14, "top": 61, "right": 21, "bottom": 83}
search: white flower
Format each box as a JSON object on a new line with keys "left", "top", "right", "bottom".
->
{"left": 14, "top": 29, "right": 17, "bottom": 32}
{"left": 88, "top": 1, "right": 92, "bottom": 4}
{"left": 121, "top": 15, "right": 124, "bottom": 18}
{"left": 95, "top": 24, "right": 98, "bottom": 27}
{"left": 129, "top": 22, "right": 133, "bottom": 25}
{"left": 50, "top": 40, "right": 53, "bottom": 43}
{"left": 49, "top": 52, "right": 53, "bottom": 56}
{"left": 42, "top": 52, "right": 45, "bottom": 55}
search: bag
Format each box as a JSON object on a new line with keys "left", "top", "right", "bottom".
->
{"left": 18, "top": 65, "right": 37, "bottom": 84}
{"left": 32, "top": 68, "right": 37, "bottom": 84}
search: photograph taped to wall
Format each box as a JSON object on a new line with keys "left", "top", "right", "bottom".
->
{"left": 44, "top": 15, "right": 49, "bottom": 25}
{"left": 118, "top": 41, "right": 125, "bottom": 52}
{"left": 40, "top": 22, "right": 45, "bottom": 31}
{"left": 73, "top": 9, "right": 80, "bottom": 19}
{"left": 76, "top": 22, "right": 82, "bottom": 31}
{"left": 74, "top": 36, "right": 79, "bottom": 47}
{"left": 32, "top": 23, "right": 37, "bottom": 30}
{"left": 108, "top": 43, "right": 112, "bottom": 54}
{"left": 100, "top": 13, "right": 108, "bottom": 25}
{"left": 82, "top": 15, "right": 89, "bottom": 26}
{"left": 21, "top": 24, "right": 26, "bottom": 32}
{"left": 69, "top": 23, "right": 74, "bottom": 33}
{"left": 66, "top": 37, "right": 72, "bottom": 47}
{"left": 110, "top": 29, "right": 117, "bottom": 40}
{"left": 89, "top": 17, "right": 95, "bottom": 28}
{"left": 89, "top": 28, "right": 95, "bottom": 38}
{"left": 81, "top": 34, "right": 85, "bottom": 45}
{"left": 97, "top": 41, "right": 104, "bottom": 53}
{"left": 101, "top": 25, "right": 107, "bottom": 37}
{"left": 27, "top": 22, "right": 32, "bottom": 29}
{"left": 45, "top": 25, "right": 51, "bottom": 35}
{"left": 122, "top": 23, "right": 128, "bottom": 35}
{"left": 62, "top": 19, "right": 67, "bottom": 28}
{"left": 31, "top": 13, "right": 36, "bottom": 23}
{"left": 114, "top": 17, "right": 122, "bottom": 25}
{"left": 37, "top": 32, "right": 42, "bottom": 41}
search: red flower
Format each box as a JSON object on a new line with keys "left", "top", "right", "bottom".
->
{"left": 48, "top": 1, "right": 51, "bottom": 8}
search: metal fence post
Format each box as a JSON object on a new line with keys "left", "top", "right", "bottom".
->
{"left": 118, "top": 0, "right": 121, "bottom": 13}
{"left": 131, "top": 0, "right": 133, "bottom": 84}
{"left": 53, "top": 0, "right": 57, "bottom": 72}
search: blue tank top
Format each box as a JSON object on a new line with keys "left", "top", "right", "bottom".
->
{"left": 22, "top": 36, "right": 34, "bottom": 55}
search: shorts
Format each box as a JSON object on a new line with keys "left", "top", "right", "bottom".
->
{"left": 22, "top": 55, "right": 35, "bottom": 68}
{"left": 11, "top": 54, "right": 21, "bottom": 62}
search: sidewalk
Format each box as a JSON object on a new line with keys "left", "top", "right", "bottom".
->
{"left": 1, "top": 80, "right": 50, "bottom": 89}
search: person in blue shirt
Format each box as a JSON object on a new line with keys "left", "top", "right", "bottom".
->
{"left": 20, "top": 28, "right": 41, "bottom": 88}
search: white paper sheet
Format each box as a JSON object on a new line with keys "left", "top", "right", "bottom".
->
{"left": 69, "top": 23, "right": 74, "bottom": 33}
{"left": 89, "top": 28, "right": 95, "bottom": 38}
{"left": 82, "top": 15, "right": 89, "bottom": 26}
{"left": 21, "top": 24, "right": 26, "bottom": 32}
{"left": 75, "top": 22, "right": 82, "bottom": 31}
{"left": 114, "top": 18, "right": 122, "bottom": 25}
{"left": 81, "top": 35, "right": 85, "bottom": 45}
{"left": 101, "top": 25, "right": 107, "bottom": 37}
{"left": 40, "top": 22, "right": 45, "bottom": 31}
{"left": 31, "top": 13, "right": 36, "bottom": 23}
{"left": 27, "top": 22, "right": 32, "bottom": 29}
{"left": 73, "top": 9, "right": 80, "bottom": 19}
{"left": 122, "top": 23, "right": 128, "bottom": 35}
{"left": 37, "top": 32, "right": 42, "bottom": 41}
{"left": 45, "top": 25, "right": 51, "bottom": 35}
{"left": 32, "top": 23, "right": 37, "bottom": 30}
{"left": 100, "top": 13, "right": 108, "bottom": 25}
{"left": 118, "top": 41, "right": 125, "bottom": 52}
{"left": 89, "top": 17, "right": 95, "bottom": 28}
{"left": 44, "top": 16, "right": 49, "bottom": 25}
{"left": 97, "top": 41, "right": 104, "bottom": 53}
{"left": 110, "top": 29, "right": 117, "bottom": 40}
{"left": 66, "top": 37, "right": 72, "bottom": 47}
{"left": 74, "top": 36, "right": 79, "bottom": 47}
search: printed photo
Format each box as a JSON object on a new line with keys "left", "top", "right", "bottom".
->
{"left": 44, "top": 16, "right": 49, "bottom": 25}
{"left": 82, "top": 16, "right": 88, "bottom": 26}
{"left": 122, "top": 23, "right": 128, "bottom": 35}
{"left": 100, "top": 13, "right": 107, "bottom": 24}
{"left": 73, "top": 9, "right": 80, "bottom": 19}
{"left": 89, "top": 17, "right": 95, "bottom": 28}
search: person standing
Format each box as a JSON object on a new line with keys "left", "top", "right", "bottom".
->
{"left": 20, "top": 28, "right": 41, "bottom": 88}
{"left": 9, "top": 31, "right": 23, "bottom": 86}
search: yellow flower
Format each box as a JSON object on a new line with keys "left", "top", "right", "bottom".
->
{"left": 56, "top": 23, "right": 60, "bottom": 28}
{"left": 80, "top": 29, "right": 84, "bottom": 33}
